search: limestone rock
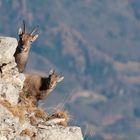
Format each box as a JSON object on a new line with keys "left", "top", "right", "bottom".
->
{"left": 0, "top": 37, "right": 17, "bottom": 66}
{"left": 0, "top": 37, "right": 25, "bottom": 104}
{"left": 0, "top": 84, "right": 19, "bottom": 105}
{"left": 36, "top": 126, "right": 83, "bottom": 140}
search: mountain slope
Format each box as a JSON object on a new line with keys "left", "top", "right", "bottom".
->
{"left": 0, "top": 0, "right": 140, "bottom": 139}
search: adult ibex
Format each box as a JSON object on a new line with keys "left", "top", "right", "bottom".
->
{"left": 19, "top": 70, "right": 64, "bottom": 106}
{"left": 14, "top": 21, "right": 39, "bottom": 72}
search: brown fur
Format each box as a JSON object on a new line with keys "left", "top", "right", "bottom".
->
{"left": 14, "top": 21, "right": 38, "bottom": 72}
{"left": 19, "top": 70, "right": 64, "bottom": 106}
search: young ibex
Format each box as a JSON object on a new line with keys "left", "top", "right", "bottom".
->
{"left": 19, "top": 70, "right": 64, "bottom": 106}
{"left": 14, "top": 21, "right": 39, "bottom": 72}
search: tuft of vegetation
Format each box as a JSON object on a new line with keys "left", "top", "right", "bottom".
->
{"left": 0, "top": 98, "right": 69, "bottom": 127}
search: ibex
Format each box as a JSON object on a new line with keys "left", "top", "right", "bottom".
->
{"left": 14, "top": 21, "right": 39, "bottom": 72}
{"left": 19, "top": 70, "right": 64, "bottom": 106}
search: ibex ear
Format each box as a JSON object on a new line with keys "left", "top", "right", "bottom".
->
{"left": 49, "top": 69, "right": 55, "bottom": 75}
{"left": 18, "top": 27, "right": 22, "bottom": 35}
{"left": 31, "top": 34, "right": 39, "bottom": 42}
{"left": 57, "top": 76, "right": 64, "bottom": 82}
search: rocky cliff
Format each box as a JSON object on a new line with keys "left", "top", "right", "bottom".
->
{"left": 0, "top": 36, "right": 83, "bottom": 140}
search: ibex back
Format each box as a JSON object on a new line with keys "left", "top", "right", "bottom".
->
{"left": 14, "top": 21, "right": 38, "bottom": 72}
{"left": 19, "top": 70, "right": 64, "bottom": 106}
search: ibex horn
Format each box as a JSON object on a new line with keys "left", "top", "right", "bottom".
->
{"left": 30, "top": 26, "right": 39, "bottom": 35}
{"left": 23, "top": 20, "right": 26, "bottom": 33}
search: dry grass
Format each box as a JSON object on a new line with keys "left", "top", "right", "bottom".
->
{"left": 0, "top": 98, "right": 48, "bottom": 123}
{"left": 44, "top": 97, "right": 72, "bottom": 127}
{"left": 20, "top": 128, "right": 36, "bottom": 140}
{"left": 18, "top": 95, "right": 48, "bottom": 120}
{"left": 20, "top": 128, "right": 32, "bottom": 136}
{"left": 49, "top": 111, "right": 70, "bottom": 127}
{"left": 29, "top": 116, "right": 37, "bottom": 126}
{"left": 0, "top": 99, "right": 25, "bottom": 122}
{"left": 83, "top": 122, "right": 95, "bottom": 139}
{"left": 19, "top": 91, "right": 37, "bottom": 107}
{"left": 0, "top": 94, "right": 70, "bottom": 127}
{"left": 34, "top": 108, "right": 48, "bottom": 120}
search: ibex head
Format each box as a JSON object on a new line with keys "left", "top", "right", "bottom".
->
{"left": 18, "top": 21, "right": 39, "bottom": 51}
{"left": 47, "top": 69, "right": 64, "bottom": 89}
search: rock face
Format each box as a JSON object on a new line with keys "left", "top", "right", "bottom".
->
{"left": 0, "top": 36, "right": 25, "bottom": 105}
{"left": 0, "top": 37, "right": 17, "bottom": 66}
{"left": 0, "top": 36, "right": 83, "bottom": 140}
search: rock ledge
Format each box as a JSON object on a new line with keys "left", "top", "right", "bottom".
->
{"left": 0, "top": 36, "right": 83, "bottom": 140}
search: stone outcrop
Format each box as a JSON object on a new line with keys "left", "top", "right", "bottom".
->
{"left": 0, "top": 36, "right": 83, "bottom": 140}
{"left": 0, "top": 37, "right": 25, "bottom": 105}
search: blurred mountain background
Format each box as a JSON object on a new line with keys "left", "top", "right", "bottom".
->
{"left": 0, "top": 0, "right": 140, "bottom": 139}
